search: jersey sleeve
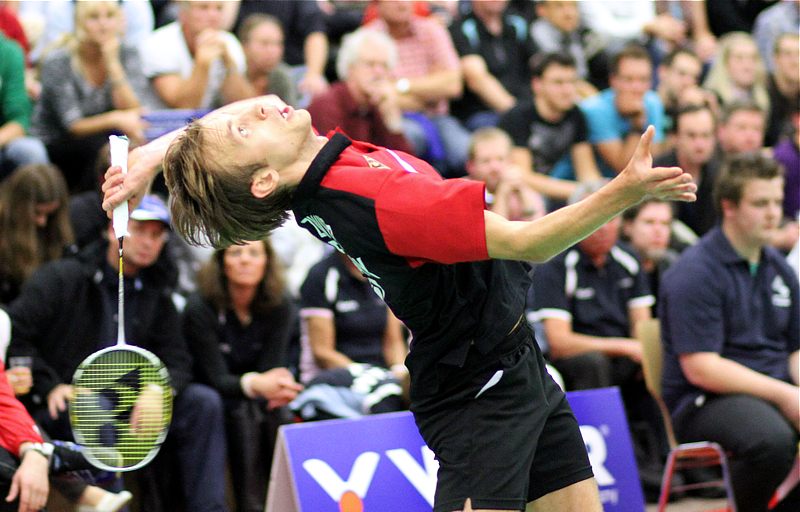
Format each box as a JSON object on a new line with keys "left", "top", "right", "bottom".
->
{"left": 375, "top": 174, "right": 488, "bottom": 264}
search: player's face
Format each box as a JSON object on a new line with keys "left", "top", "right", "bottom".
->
{"left": 675, "top": 109, "right": 715, "bottom": 166}
{"left": 535, "top": 64, "right": 578, "bottom": 113}
{"left": 199, "top": 95, "right": 313, "bottom": 173}
{"left": 723, "top": 178, "right": 784, "bottom": 248}
{"left": 223, "top": 240, "right": 267, "bottom": 288}
{"left": 624, "top": 202, "right": 672, "bottom": 261}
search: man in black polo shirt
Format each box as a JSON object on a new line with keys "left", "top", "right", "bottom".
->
{"left": 101, "top": 95, "right": 697, "bottom": 512}
{"left": 660, "top": 152, "right": 799, "bottom": 512}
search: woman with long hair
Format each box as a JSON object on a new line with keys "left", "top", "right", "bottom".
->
{"left": 184, "top": 238, "right": 303, "bottom": 512}
{"left": 703, "top": 32, "right": 770, "bottom": 113}
{"left": 32, "top": 0, "right": 151, "bottom": 192}
{"left": 0, "top": 163, "right": 73, "bottom": 305}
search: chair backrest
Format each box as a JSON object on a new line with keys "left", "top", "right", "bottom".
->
{"left": 636, "top": 318, "right": 679, "bottom": 449}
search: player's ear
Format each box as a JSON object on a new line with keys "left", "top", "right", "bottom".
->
{"left": 250, "top": 168, "right": 279, "bottom": 199}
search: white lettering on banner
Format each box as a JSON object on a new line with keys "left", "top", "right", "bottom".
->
{"left": 385, "top": 447, "right": 438, "bottom": 506}
{"left": 302, "top": 452, "right": 380, "bottom": 502}
{"left": 302, "top": 447, "right": 439, "bottom": 507}
{"left": 580, "top": 425, "right": 615, "bottom": 487}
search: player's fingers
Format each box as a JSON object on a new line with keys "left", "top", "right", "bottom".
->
{"left": 102, "top": 166, "right": 123, "bottom": 187}
{"left": 6, "top": 478, "right": 17, "bottom": 502}
{"left": 632, "top": 125, "right": 654, "bottom": 161}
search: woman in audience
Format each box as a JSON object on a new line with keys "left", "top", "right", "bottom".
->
{"left": 703, "top": 31, "right": 770, "bottom": 114}
{"left": 183, "top": 238, "right": 303, "bottom": 512}
{"left": 32, "top": 0, "right": 152, "bottom": 193}
{"left": 238, "top": 13, "right": 298, "bottom": 106}
{"left": 0, "top": 163, "right": 73, "bottom": 306}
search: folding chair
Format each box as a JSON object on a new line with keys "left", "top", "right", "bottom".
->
{"left": 636, "top": 318, "right": 737, "bottom": 511}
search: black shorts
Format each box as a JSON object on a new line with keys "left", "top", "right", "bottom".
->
{"left": 412, "top": 324, "right": 593, "bottom": 512}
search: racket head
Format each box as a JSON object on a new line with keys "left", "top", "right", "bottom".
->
{"left": 70, "top": 345, "right": 173, "bottom": 472}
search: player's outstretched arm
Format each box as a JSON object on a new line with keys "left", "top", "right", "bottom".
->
{"left": 101, "top": 127, "right": 184, "bottom": 215}
{"left": 486, "top": 126, "right": 696, "bottom": 263}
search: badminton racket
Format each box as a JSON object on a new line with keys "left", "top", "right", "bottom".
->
{"left": 70, "top": 135, "right": 173, "bottom": 472}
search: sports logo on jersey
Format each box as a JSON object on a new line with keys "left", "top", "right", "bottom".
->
{"left": 363, "top": 155, "right": 389, "bottom": 169}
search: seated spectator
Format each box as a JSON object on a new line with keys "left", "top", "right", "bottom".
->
{"left": 7, "top": 196, "right": 229, "bottom": 512}
{"left": 660, "top": 152, "right": 800, "bottom": 512}
{"left": 656, "top": 48, "right": 704, "bottom": 134}
{"left": 233, "top": 0, "right": 330, "bottom": 103}
{"left": 299, "top": 252, "right": 407, "bottom": 384}
{"left": 753, "top": 0, "right": 800, "bottom": 72}
{"left": 238, "top": 14, "right": 298, "bottom": 107}
{"left": 19, "top": 0, "right": 153, "bottom": 66}
{"left": 32, "top": 0, "right": 152, "bottom": 193}
{"left": 654, "top": 105, "right": 719, "bottom": 237}
{"left": 621, "top": 199, "right": 678, "bottom": 313}
{"left": 580, "top": 44, "right": 666, "bottom": 176}
{"left": 499, "top": 52, "right": 602, "bottom": 206}
{"left": 530, "top": 0, "right": 597, "bottom": 96}
{"left": 773, "top": 110, "right": 800, "bottom": 224}
{"left": 184, "top": 238, "right": 302, "bottom": 512}
{"left": 0, "top": 164, "right": 74, "bottom": 306}
{"left": 766, "top": 33, "right": 799, "bottom": 146}
{"left": 465, "top": 127, "right": 545, "bottom": 222}
{"left": 366, "top": 0, "right": 469, "bottom": 177}
{"left": 0, "top": 33, "right": 48, "bottom": 181}
{"left": 0, "top": 359, "right": 134, "bottom": 512}
{"left": 703, "top": 32, "right": 770, "bottom": 114}
{"left": 531, "top": 181, "right": 667, "bottom": 498}
{"left": 140, "top": 0, "right": 254, "bottom": 110}
{"left": 448, "top": 0, "right": 535, "bottom": 130}
{"left": 717, "top": 99, "right": 767, "bottom": 156}
{"left": 307, "top": 28, "right": 413, "bottom": 154}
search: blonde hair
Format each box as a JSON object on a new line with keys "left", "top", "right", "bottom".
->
{"left": 703, "top": 32, "right": 770, "bottom": 112}
{"left": 468, "top": 127, "right": 512, "bottom": 161}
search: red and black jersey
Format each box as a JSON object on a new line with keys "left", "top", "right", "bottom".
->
{"left": 291, "top": 134, "right": 531, "bottom": 400}
{"left": 0, "top": 362, "right": 43, "bottom": 457}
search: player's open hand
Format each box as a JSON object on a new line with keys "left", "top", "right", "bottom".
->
{"left": 620, "top": 126, "right": 697, "bottom": 203}
{"left": 7, "top": 447, "right": 49, "bottom": 512}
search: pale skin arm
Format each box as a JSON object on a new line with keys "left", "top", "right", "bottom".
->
{"left": 510, "top": 147, "right": 578, "bottom": 201}
{"left": 790, "top": 350, "right": 799, "bottom": 386}
{"left": 382, "top": 310, "right": 407, "bottom": 368}
{"left": 298, "top": 32, "right": 330, "bottom": 97}
{"left": 486, "top": 127, "right": 696, "bottom": 263}
{"left": 152, "top": 66, "right": 212, "bottom": 109}
{"left": 460, "top": 55, "right": 516, "bottom": 113}
{"left": 680, "top": 352, "right": 800, "bottom": 430}
{"left": 542, "top": 318, "right": 643, "bottom": 362}
{"left": 219, "top": 49, "right": 256, "bottom": 103}
{"left": 6, "top": 443, "right": 49, "bottom": 512}
{"left": 0, "top": 121, "right": 25, "bottom": 148}
{"left": 306, "top": 315, "right": 353, "bottom": 369}
{"left": 396, "top": 69, "right": 463, "bottom": 110}
{"left": 627, "top": 304, "right": 652, "bottom": 338}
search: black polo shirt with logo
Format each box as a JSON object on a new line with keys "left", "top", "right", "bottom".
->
{"left": 291, "top": 133, "right": 531, "bottom": 400}
{"left": 659, "top": 227, "right": 800, "bottom": 416}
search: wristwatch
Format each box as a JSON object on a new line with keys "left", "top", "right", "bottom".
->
{"left": 395, "top": 78, "right": 411, "bottom": 94}
{"left": 21, "top": 442, "right": 54, "bottom": 462}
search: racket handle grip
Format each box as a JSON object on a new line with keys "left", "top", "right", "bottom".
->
{"left": 110, "top": 135, "right": 130, "bottom": 239}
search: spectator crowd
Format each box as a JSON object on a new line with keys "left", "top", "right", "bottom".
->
{"left": 0, "top": 1, "right": 797, "bottom": 511}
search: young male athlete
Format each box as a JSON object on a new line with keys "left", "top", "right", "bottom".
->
{"left": 102, "top": 95, "right": 696, "bottom": 512}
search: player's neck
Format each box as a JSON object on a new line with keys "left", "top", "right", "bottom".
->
{"left": 278, "top": 133, "right": 330, "bottom": 186}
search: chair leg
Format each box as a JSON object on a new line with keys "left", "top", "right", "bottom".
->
{"left": 716, "top": 449, "right": 737, "bottom": 512}
{"left": 769, "top": 454, "right": 800, "bottom": 510}
{"left": 658, "top": 451, "right": 678, "bottom": 512}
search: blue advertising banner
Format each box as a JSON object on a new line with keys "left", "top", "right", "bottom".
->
{"left": 267, "top": 387, "right": 644, "bottom": 511}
